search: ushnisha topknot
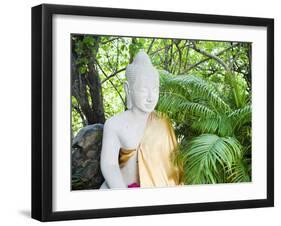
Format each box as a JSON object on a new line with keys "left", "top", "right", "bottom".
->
{"left": 125, "top": 49, "right": 159, "bottom": 88}
{"left": 130, "top": 49, "right": 153, "bottom": 66}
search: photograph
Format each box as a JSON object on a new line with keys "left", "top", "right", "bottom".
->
{"left": 0, "top": 0, "right": 279, "bottom": 224}
{"left": 71, "top": 34, "right": 252, "bottom": 190}
{"left": 31, "top": 4, "right": 274, "bottom": 221}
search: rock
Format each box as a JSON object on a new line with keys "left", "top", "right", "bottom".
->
{"left": 86, "top": 150, "right": 96, "bottom": 159}
{"left": 71, "top": 124, "right": 105, "bottom": 190}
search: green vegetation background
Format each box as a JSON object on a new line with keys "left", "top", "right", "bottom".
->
{"left": 71, "top": 35, "right": 252, "bottom": 185}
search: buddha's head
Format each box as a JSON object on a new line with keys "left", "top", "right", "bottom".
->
{"left": 124, "top": 49, "right": 159, "bottom": 113}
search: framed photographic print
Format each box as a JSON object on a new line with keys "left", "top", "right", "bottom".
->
{"left": 31, "top": 3, "right": 274, "bottom": 222}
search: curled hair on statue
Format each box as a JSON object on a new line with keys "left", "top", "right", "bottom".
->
{"left": 125, "top": 49, "right": 159, "bottom": 89}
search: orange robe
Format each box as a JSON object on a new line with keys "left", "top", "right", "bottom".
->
{"left": 119, "top": 111, "right": 184, "bottom": 188}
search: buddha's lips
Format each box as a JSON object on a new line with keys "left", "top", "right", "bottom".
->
{"left": 128, "top": 183, "right": 140, "bottom": 188}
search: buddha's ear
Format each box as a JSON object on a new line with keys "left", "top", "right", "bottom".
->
{"left": 124, "top": 81, "right": 129, "bottom": 94}
{"left": 124, "top": 81, "right": 132, "bottom": 110}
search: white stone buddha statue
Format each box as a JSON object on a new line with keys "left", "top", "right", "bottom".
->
{"left": 99, "top": 49, "right": 183, "bottom": 189}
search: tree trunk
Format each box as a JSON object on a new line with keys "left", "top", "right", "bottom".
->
{"left": 71, "top": 35, "right": 105, "bottom": 125}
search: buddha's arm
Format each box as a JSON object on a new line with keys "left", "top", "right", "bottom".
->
{"left": 100, "top": 120, "right": 127, "bottom": 189}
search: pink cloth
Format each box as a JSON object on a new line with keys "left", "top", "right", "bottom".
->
{"left": 128, "top": 182, "right": 140, "bottom": 188}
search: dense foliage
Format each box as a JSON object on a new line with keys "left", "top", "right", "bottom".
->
{"left": 72, "top": 34, "right": 252, "bottom": 185}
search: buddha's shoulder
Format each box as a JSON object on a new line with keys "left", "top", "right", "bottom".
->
{"left": 103, "top": 111, "right": 128, "bottom": 131}
{"left": 151, "top": 112, "right": 172, "bottom": 128}
{"left": 151, "top": 111, "right": 167, "bottom": 121}
{"left": 151, "top": 112, "right": 176, "bottom": 140}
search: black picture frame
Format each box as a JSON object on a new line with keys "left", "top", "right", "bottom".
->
{"left": 31, "top": 3, "right": 274, "bottom": 222}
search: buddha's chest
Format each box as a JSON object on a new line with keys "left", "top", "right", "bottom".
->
{"left": 117, "top": 122, "right": 147, "bottom": 150}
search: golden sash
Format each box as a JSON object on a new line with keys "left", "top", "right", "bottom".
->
{"left": 119, "top": 111, "right": 184, "bottom": 188}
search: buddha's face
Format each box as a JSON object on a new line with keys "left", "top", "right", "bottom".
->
{"left": 130, "top": 73, "right": 159, "bottom": 113}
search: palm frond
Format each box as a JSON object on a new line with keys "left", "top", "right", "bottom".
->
{"left": 191, "top": 115, "right": 234, "bottom": 137}
{"left": 228, "top": 105, "right": 251, "bottom": 130}
{"left": 157, "top": 91, "right": 215, "bottom": 120}
{"left": 160, "top": 73, "right": 232, "bottom": 113}
{"left": 226, "top": 158, "right": 251, "bottom": 182}
{"left": 158, "top": 70, "right": 251, "bottom": 185}
{"left": 159, "top": 73, "right": 191, "bottom": 100}
{"left": 181, "top": 134, "right": 243, "bottom": 184}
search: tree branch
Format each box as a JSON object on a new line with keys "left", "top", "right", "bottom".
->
{"left": 187, "top": 43, "right": 239, "bottom": 72}
{"left": 100, "top": 37, "right": 119, "bottom": 45}
{"left": 73, "top": 103, "right": 87, "bottom": 126}
{"left": 101, "top": 67, "right": 126, "bottom": 84}
{"left": 147, "top": 39, "right": 155, "bottom": 54}
{"left": 190, "top": 41, "right": 229, "bottom": 71}
{"left": 96, "top": 60, "right": 126, "bottom": 107}
{"left": 174, "top": 40, "right": 182, "bottom": 74}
